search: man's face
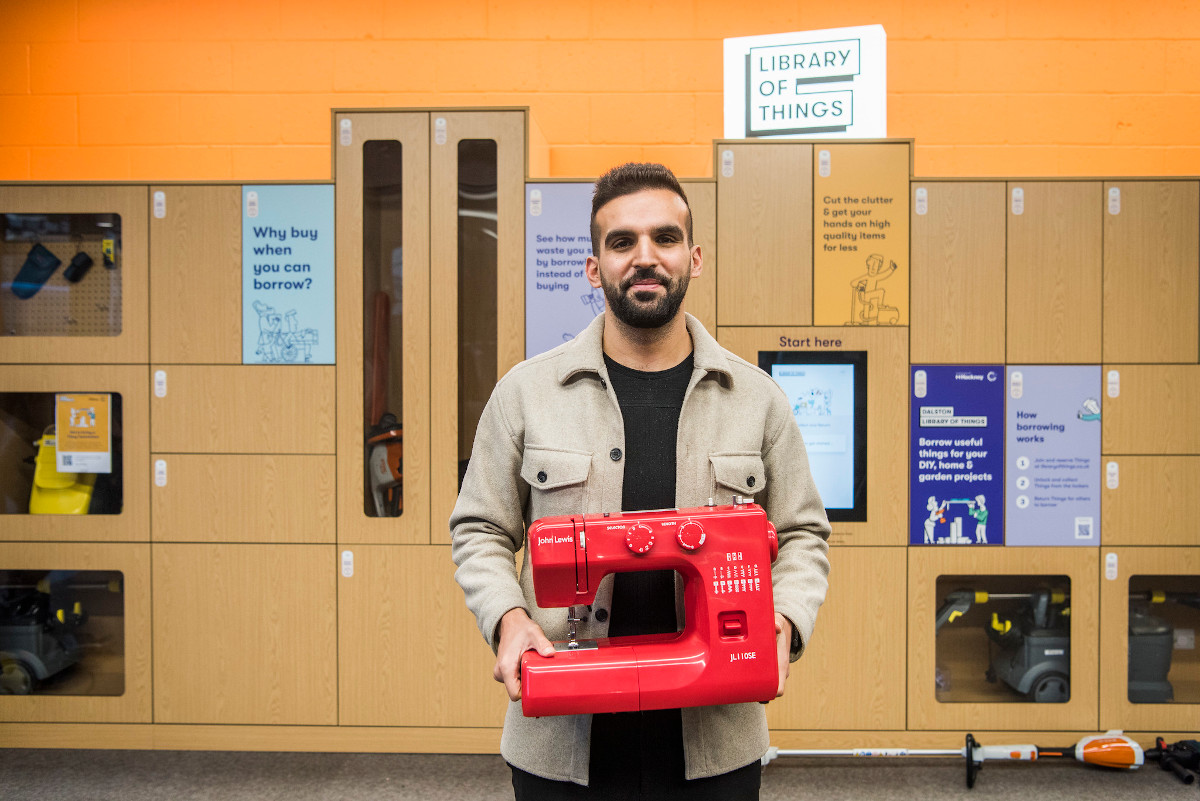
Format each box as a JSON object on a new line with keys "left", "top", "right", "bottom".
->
{"left": 585, "top": 188, "right": 702, "bottom": 329}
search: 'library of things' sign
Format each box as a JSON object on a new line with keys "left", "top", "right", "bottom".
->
{"left": 724, "top": 25, "right": 887, "bottom": 139}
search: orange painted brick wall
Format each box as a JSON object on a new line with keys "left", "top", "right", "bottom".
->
{"left": 2, "top": 0, "right": 1199, "bottom": 180}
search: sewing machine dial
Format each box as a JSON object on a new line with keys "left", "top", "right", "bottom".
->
{"left": 676, "top": 520, "right": 706, "bottom": 551}
{"left": 625, "top": 524, "right": 655, "bottom": 554}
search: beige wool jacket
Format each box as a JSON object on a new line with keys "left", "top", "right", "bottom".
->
{"left": 450, "top": 312, "right": 831, "bottom": 785}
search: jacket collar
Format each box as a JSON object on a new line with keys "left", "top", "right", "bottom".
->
{"left": 556, "top": 312, "right": 733, "bottom": 385}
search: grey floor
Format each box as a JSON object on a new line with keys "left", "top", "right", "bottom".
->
{"left": 1, "top": 748, "right": 1195, "bottom": 800}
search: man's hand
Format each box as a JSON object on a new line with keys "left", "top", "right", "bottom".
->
{"left": 774, "top": 612, "right": 793, "bottom": 699}
{"left": 494, "top": 607, "right": 556, "bottom": 702}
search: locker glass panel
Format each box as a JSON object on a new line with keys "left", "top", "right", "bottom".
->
{"left": 1, "top": 213, "right": 121, "bottom": 337}
{"left": 362, "top": 140, "right": 405, "bottom": 518}
{"left": 0, "top": 392, "right": 123, "bottom": 516}
{"left": 0, "top": 569, "right": 124, "bottom": 696}
{"left": 935, "top": 574, "right": 1071, "bottom": 704}
{"left": 1128, "top": 575, "right": 1200, "bottom": 704}
{"left": 457, "top": 139, "right": 498, "bottom": 489}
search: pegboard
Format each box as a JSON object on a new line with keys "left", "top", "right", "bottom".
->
{"left": 1, "top": 232, "right": 122, "bottom": 338}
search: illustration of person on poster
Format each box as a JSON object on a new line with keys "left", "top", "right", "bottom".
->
{"left": 910, "top": 366, "right": 1004, "bottom": 545}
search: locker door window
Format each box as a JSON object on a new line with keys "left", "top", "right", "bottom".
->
{"left": 362, "top": 140, "right": 405, "bottom": 518}
{"left": 456, "top": 139, "right": 498, "bottom": 489}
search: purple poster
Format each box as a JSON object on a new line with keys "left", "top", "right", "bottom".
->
{"left": 525, "top": 183, "right": 601, "bottom": 359}
{"left": 911, "top": 366, "right": 1004, "bottom": 546}
{"left": 1004, "top": 366, "right": 1101, "bottom": 546}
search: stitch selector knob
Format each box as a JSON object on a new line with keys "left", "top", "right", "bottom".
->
{"left": 625, "top": 524, "right": 655, "bottom": 554}
{"left": 676, "top": 521, "right": 706, "bottom": 551}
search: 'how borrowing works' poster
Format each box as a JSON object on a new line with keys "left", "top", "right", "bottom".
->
{"left": 910, "top": 366, "right": 1004, "bottom": 546}
{"left": 1004, "top": 366, "right": 1101, "bottom": 546}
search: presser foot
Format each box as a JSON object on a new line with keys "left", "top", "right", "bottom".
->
{"left": 555, "top": 639, "right": 599, "bottom": 651}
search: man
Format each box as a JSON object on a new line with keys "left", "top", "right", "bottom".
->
{"left": 451, "top": 163, "right": 831, "bottom": 799}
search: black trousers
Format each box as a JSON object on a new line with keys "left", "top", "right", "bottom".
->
{"left": 510, "top": 709, "right": 761, "bottom": 800}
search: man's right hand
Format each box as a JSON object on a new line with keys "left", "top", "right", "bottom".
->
{"left": 494, "top": 607, "right": 556, "bottom": 702}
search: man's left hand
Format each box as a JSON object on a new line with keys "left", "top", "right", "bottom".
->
{"left": 774, "top": 612, "right": 792, "bottom": 698}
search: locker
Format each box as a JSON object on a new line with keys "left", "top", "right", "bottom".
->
{"left": 1102, "top": 365, "right": 1200, "bottom": 454}
{"left": 1099, "top": 548, "right": 1200, "bottom": 732}
{"left": 429, "top": 111, "right": 527, "bottom": 546}
{"left": 0, "top": 365, "right": 149, "bottom": 543}
{"left": 0, "top": 185, "right": 148, "bottom": 364}
{"left": 150, "top": 364, "right": 335, "bottom": 455}
{"left": 910, "top": 182, "right": 1006, "bottom": 364}
{"left": 334, "top": 111, "right": 431, "bottom": 545}
{"left": 767, "top": 547, "right": 906, "bottom": 730}
{"left": 151, "top": 454, "right": 334, "bottom": 543}
{"left": 149, "top": 185, "right": 243, "bottom": 364}
{"left": 1006, "top": 182, "right": 1102, "bottom": 364}
{"left": 717, "top": 326, "right": 909, "bottom": 546}
{"left": 1101, "top": 457, "right": 1200, "bottom": 546}
{"left": 717, "top": 143, "right": 813, "bottom": 326}
{"left": 337, "top": 545, "right": 503, "bottom": 727}
{"left": 1102, "top": 181, "right": 1199, "bottom": 364}
{"left": 908, "top": 547, "right": 1099, "bottom": 731}
{"left": 152, "top": 544, "right": 337, "bottom": 725}
{"left": 0, "top": 542, "right": 150, "bottom": 723}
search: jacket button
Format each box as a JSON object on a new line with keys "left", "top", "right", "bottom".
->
{"left": 594, "top": 609, "right": 608, "bottom": 622}
{"left": 747, "top": 475, "right": 756, "bottom": 487}
{"left": 537, "top": 470, "right": 547, "bottom": 483}
{"left": 610, "top": 448, "right": 622, "bottom": 461}
{"left": 600, "top": 379, "right": 607, "bottom": 389}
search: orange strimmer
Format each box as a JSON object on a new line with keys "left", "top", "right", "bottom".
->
{"left": 762, "top": 730, "right": 1144, "bottom": 788}
{"left": 365, "top": 290, "right": 403, "bottom": 517}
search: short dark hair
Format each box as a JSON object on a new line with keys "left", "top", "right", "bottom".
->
{"left": 590, "top": 162, "right": 692, "bottom": 256}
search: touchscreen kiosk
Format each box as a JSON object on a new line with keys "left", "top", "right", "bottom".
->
{"left": 759, "top": 350, "right": 867, "bottom": 522}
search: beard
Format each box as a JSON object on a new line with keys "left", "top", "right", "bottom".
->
{"left": 600, "top": 266, "right": 690, "bottom": 329}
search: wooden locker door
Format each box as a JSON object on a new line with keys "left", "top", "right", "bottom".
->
{"left": 337, "top": 545, "right": 504, "bottom": 727}
{"left": 767, "top": 547, "right": 906, "bottom": 731}
{"left": 716, "top": 326, "right": 909, "bottom": 546}
{"left": 1006, "top": 182, "right": 1102, "bottom": 364}
{"left": 152, "top": 543, "right": 337, "bottom": 725}
{"left": 908, "top": 547, "right": 1100, "bottom": 731}
{"left": 0, "top": 365, "right": 149, "bottom": 543}
{"left": 1102, "top": 181, "right": 1200, "bottom": 364}
{"left": 1103, "top": 365, "right": 1200, "bottom": 454}
{"left": 1099, "top": 548, "right": 1200, "bottom": 732}
{"left": 430, "top": 110, "right": 525, "bottom": 545}
{"left": 149, "top": 185, "right": 243, "bottom": 364}
{"left": 0, "top": 542, "right": 151, "bottom": 723}
{"left": 716, "top": 143, "right": 813, "bottom": 326}
{"left": 910, "top": 182, "right": 1006, "bottom": 364}
{"left": 681, "top": 180, "right": 716, "bottom": 334}
{"left": 334, "top": 111, "right": 430, "bottom": 545}
{"left": 812, "top": 143, "right": 911, "bottom": 328}
{"left": 150, "top": 364, "right": 335, "bottom": 454}
{"left": 152, "top": 454, "right": 335, "bottom": 543}
{"left": 1101, "top": 457, "right": 1200, "bottom": 546}
{"left": 0, "top": 185, "right": 149, "bottom": 364}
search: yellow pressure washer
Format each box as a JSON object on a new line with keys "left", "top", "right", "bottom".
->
{"left": 28, "top": 427, "right": 95, "bottom": 515}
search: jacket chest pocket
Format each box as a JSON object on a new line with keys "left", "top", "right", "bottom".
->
{"left": 709, "top": 452, "right": 766, "bottom": 503}
{"left": 521, "top": 445, "right": 593, "bottom": 519}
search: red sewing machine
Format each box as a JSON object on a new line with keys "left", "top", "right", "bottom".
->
{"left": 520, "top": 500, "right": 780, "bottom": 717}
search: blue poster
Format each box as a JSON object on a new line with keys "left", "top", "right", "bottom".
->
{"left": 242, "top": 185, "right": 335, "bottom": 365}
{"left": 910, "top": 366, "right": 1004, "bottom": 546}
{"left": 525, "top": 183, "right": 601, "bottom": 359}
{"left": 1004, "top": 366, "right": 1101, "bottom": 546}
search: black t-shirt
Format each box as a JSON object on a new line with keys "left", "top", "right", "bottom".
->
{"left": 602, "top": 352, "right": 693, "bottom": 637}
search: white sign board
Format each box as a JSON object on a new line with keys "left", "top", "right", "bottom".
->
{"left": 724, "top": 25, "right": 887, "bottom": 139}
